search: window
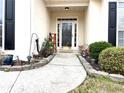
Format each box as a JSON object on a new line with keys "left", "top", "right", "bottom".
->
{"left": 118, "top": 2, "right": 124, "bottom": 47}
{"left": 0, "top": 0, "right": 3, "bottom": 48}
{"left": 118, "top": 31, "right": 124, "bottom": 47}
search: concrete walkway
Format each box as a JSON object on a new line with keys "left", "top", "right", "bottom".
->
{"left": 0, "top": 53, "right": 86, "bottom": 93}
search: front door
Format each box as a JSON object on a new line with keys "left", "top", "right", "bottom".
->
{"left": 57, "top": 19, "right": 77, "bottom": 49}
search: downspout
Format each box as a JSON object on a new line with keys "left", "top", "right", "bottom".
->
{"left": 27, "top": 0, "right": 32, "bottom": 63}
{"left": 29, "top": 0, "right": 32, "bottom": 56}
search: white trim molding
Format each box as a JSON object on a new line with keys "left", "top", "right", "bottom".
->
{"left": 56, "top": 18, "right": 78, "bottom": 50}
{"left": 44, "top": 0, "right": 89, "bottom": 7}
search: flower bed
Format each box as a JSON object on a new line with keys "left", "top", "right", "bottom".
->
{"left": 0, "top": 54, "right": 55, "bottom": 71}
{"left": 79, "top": 41, "right": 124, "bottom": 82}
{"left": 77, "top": 55, "right": 124, "bottom": 82}
{"left": 0, "top": 36, "right": 55, "bottom": 71}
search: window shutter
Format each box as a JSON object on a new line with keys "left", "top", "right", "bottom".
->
{"left": 108, "top": 2, "right": 117, "bottom": 46}
{"left": 5, "top": 0, "right": 15, "bottom": 50}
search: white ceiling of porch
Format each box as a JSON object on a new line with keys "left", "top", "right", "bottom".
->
{"left": 44, "top": 0, "right": 89, "bottom": 7}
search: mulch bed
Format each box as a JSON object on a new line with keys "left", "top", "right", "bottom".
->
{"left": 0, "top": 55, "right": 42, "bottom": 66}
{"left": 83, "top": 56, "right": 101, "bottom": 71}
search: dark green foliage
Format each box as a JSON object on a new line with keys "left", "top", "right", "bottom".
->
{"left": 39, "top": 38, "right": 54, "bottom": 58}
{"left": 89, "top": 41, "right": 112, "bottom": 60}
{"left": 99, "top": 47, "right": 124, "bottom": 75}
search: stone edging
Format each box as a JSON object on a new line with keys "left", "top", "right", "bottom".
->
{"left": 0, "top": 54, "right": 55, "bottom": 72}
{"left": 77, "top": 55, "right": 124, "bottom": 82}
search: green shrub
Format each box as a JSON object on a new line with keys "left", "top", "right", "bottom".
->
{"left": 39, "top": 38, "right": 54, "bottom": 58}
{"left": 99, "top": 47, "right": 124, "bottom": 75}
{"left": 89, "top": 41, "right": 112, "bottom": 60}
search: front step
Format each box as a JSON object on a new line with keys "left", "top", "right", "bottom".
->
{"left": 57, "top": 47, "right": 79, "bottom": 53}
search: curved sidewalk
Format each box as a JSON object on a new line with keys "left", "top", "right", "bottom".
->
{"left": 0, "top": 53, "right": 86, "bottom": 93}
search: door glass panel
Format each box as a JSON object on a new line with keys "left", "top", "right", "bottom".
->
{"left": 62, "top": 23, "right": 72, "bottom": 47}
{"left": 0, "top": 0, "right": 3, "bottom": 47}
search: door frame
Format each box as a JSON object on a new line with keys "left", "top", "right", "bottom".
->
{"left": 56, "top": 18, "right": 78, "bottom": 50}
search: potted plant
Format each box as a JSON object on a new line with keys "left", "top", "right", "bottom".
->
{"left": 3, "top": 54, "right": 13, "bottom": 65}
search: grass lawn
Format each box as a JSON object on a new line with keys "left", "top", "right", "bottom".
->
{"left": 69, "top": 76, "right": 124, "bottom": 93}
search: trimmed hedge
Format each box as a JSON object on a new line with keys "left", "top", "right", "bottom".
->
{"left": 89, "top": 41, "right": 112, "bottom": 60}
{"left": 99, "top": 47, "right": 124, "bottom": 75}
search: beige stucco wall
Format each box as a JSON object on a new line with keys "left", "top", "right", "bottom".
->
{"left": 84, "top": 0, "right": 104, "bottom": 46}
{"left": 32, "top": 0, "right": 50, "bottom": 48}
{"left": 31, "top": 0, "right": 50, "bottom": 54}
{"left": 84, "top": 0, "right": 116, "bottom": 46}
{"left": 49, "top": 11, "right": 85, "bottom": 46}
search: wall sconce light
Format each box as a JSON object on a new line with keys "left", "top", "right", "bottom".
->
{"left": 65, "top": 7, "right": 69, "bottom": 11}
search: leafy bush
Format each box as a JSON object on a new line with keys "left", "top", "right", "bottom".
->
{"left": 99, "top": 47, "right": 124, "bottom": 75}
{"left": 39, "top": 38, "right": 54, "bottom": 58}
{"left": 89, "top": 41, "right": 112, "bottom": 60}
